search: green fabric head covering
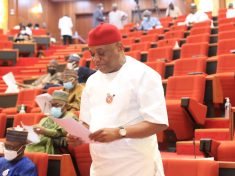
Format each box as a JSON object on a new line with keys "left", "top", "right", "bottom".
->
{"left": 52, "top": 90, "right": 69, "bottom": 103}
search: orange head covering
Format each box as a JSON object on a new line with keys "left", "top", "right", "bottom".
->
{"left": 88, "top": 23, "right": 122, "bottom": 46}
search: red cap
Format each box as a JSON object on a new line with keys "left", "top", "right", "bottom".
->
{"left": 88, "top": 23, "right": 122, "bottom": 46}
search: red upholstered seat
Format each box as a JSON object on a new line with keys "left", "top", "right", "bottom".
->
{"left": 190, "top": 26, "right": 211, "bottom": 35}
{"left": 164, "top": 30, "right": 185, "bottom": 40}
{"left": 0, "top": 113, "right": 6, "bottom": 138}
{"left": 2, "top": 89, "right": 42, "bottom": 115}
{"left": 13, "top": 113, "right": 45, "bottom": 127}
{"left": 217, "top": 38, "right": 235, "bottom": 55}
{"left": 166, "top": 75, "right": 207, "bottom": 140}
{"left": 130, "top": 42, "right": 150, "bottom": 52}
{"left": 173, "top": 58, "right": 207, "bottom": 76}
{"left": 163, "top": 158, "right": 219, "bottom": 176}
{"left": 147, "top": 28, "right": 164, "bottom": 35}
{"left": 125, "top": 51, "right": 141, "bottom": 61}
{"left": 25, "top": 152, "right": 48, "bottom": 176}
{"left": 73, "top": 144, "right": 92, "bottom": 176}
{"left": 147, "top": 47, "right": 173, "bottom": 62}
{"left": 157, "top": 38, "right": 179, "bottom": 48}
{"left": 145, "top": 61, "right": 165, "bottom": 79}
{"left": 180, "top": 42, "right": 209, "bottom": 59}
{"left": 218, "top": 30, "right": 235, "bottom": 41}
{"left": 186, "top": 34, "right": 210, "bottom": 44}
{"left": 140, "top": 34, "right": 158, "bottom": 42}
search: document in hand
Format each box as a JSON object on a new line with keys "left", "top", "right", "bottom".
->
{"left": 2, "top": 72, "right": 19, "bottom": 93}
{"left": 49, "top": 117, "right": 92, "bottom": 143}
{"left": 35, "top": 93, "right": 52, "bottom": 115}
{"left": 21, "top": 122, "right": 40, "bottom": 144}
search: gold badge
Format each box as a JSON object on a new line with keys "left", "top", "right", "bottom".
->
{"left": 106, "top": 93, "right": 115, "bottom": 104}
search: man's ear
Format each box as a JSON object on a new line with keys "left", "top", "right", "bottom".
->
{"left": 116, "top": 42, "right": 124, "bottom": 52}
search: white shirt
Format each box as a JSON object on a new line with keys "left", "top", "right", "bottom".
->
{"left": 109, "top": 10, "right": 128, "bottom": 29}
{"left": 80, "top": 56, "right": 168, "bottom": 176}
{"left": 185, "top": 11, "right": 209, "bottom": 26}
{"left": 58, "top": 16, "right": 73, "bottom": 36}
{"left": 226, "top": 9, "right": 235, "bottom": 18}
{"left": 166, "top": 6, "right": 182, "bottom": 18}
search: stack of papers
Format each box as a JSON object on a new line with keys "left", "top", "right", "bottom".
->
{"left": 2, "top": 72, "right": 19, "bottom": 93}
{"left": 35, "top": 93, "right": 52, "bottom": 115}
{"left": 50, "top": 117, "right": 92, "bottom": 143}
{"left": 21, "top": 122, "right": 40, "bottom": 144}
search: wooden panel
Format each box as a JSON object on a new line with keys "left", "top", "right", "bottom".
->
{"left": 9, "top": 0, "right": 223, "bottom": 43}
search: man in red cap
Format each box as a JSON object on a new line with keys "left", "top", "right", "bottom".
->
{"left": 67, "top": 23, "right": 168, "bottom": 176}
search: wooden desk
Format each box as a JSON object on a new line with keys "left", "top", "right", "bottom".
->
{"left": 13, "top": 42, "right": 37, "bottom": 56}
{"left": 33, "top": 36, "right": 50, "bottom": 49}
{"left": 0, "top": 93, "right": 18, "bottom": 108}
{"left": 0, "top": 49, "right": 18, "bottom": 66}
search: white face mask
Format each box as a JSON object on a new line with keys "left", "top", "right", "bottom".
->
{"left": 143, "top": 17, "right": 148, "bottom": 21}
{"left": 67, "top": 63, "right": 73, "bottom": 70}
{"left": 4, "top": 146, "right": 23, "bottom": 161}
{"left": 100, "top": 7, "right": 104, "bottom": 11}
{"left": 4, "top": 149, "right": 18, "bottom": 161}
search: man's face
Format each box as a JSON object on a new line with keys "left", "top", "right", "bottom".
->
{"left": 50, "top": 99, "right": 66, "bottom": 111}
{"left": 191, "top": 7, "right": 197, "bottom": 14}
{"left": 89, "top": 43, "right": 124, "bottom": 74}
{"left": 63, "top": 76, "right": 77, "bottom": 85}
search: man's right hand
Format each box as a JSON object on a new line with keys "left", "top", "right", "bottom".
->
{"left": 66, "top": 134, "right": 84, "bottom": 147}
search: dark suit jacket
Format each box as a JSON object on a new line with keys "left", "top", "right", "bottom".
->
{"left": 77, "top": 67, "right": 96, "bottom": 83}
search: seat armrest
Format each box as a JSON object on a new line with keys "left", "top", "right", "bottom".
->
{"left": 181, "top": 97, "right": 207, "bottom": 126}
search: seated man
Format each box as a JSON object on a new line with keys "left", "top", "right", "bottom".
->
{"left": 226, "top": 2, "right": 235, "bottom": 18}
{"left": 62, "top": 69, "right": 84, "bottom": 112}
{"left": 66, "top": 54, "right": 96, "bottom": 83}
{"left": 25, "top": 90, "right": 78, "bottom": 154}
{"left": 139, "top": 10, "right": 161, "bottom": 30}
{"left": 0, "top": 127, "right": 38, "bottom": 176}
{"left": 18, "top": 59, "right": 62, "bottom": 89}
{"left": 185, "top": 3, "right": 209, "bottom": 26}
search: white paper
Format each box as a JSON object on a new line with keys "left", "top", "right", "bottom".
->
{"left": 49, "top": 117, "right": 92, "bottom": 143}
{"left": 21, "top": 122, "right": 40, "bottom": 144}
{"left": 2, "top": 72, "right": 19, "bottom": 93}
{"left": 35, "top": 93, "right": 52, "bottom": 114}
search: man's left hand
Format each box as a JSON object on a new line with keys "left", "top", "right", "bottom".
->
{"left": 89, "top": 128, "right": 120, "bottom": 143}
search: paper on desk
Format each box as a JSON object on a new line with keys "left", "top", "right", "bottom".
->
{"left": 2, "top": 72, "right": 19, "bottom": 93}
{"left": 21, "top": 122, "right": 40, "bottom": 144}
{"left": 35, "top": 93, "right": 52, "bottom": 115}
{"left": 50, "top": 117, "right": 91, "bottom": 143}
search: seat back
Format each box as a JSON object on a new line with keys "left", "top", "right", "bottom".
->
{"left": 127, "top": 31, "right": 143, "bottom": 38}
{"left": 164, "top": 30, "right": 184, "bottom": 40}
{"left": 217, "top": 38, "right": 235, "bottom": 55}
{"left": 73, "top": 144, "right": 92, "bottom": 176}
{"left": 25, "top": 152, "right": 48, "bottom": 176}
{"left": 145, "top": 61, "right": 165, "bottom": 79}
{"left": 0, "top": 113, "right": 6, "bottom": 138}
{"left": 130, "top": 42, "right": 150, "bottom": 51}
{"left": 180, "top": 42, "right": 208, "bottom": 59}
{"left": 186, "top": 34, "right": 210, "bottom": 44}
{"left": 192, "top": 20, "right": 211, "bottom": 28}
{"left": 47, "top": 86, "right": 63, "bottom": 95}
{"left": 125, "top": 51, "right": 141, "bottom": 61}
{"left": 218, "top": 23, "right": 235, "bottom": 32}
{"left": 163, "top": 158, "right": 219, "bottom": 176}
{"left": 216, "top": 54, "right": 235, "bottom": 73}
{"left": 190, "top": 27, "right": 211, "bottom": 36}
{"left": 32, "top": 29, "right": 47, "bottom": 36}
{"left": 140, "top": 34, "right": 158, "bottom": 42}
{"left": 166, "top": 75, "right": 206, "bottom": 103}
{"left": 121, "top": 38, "right": 134, "bottom": 46}
{"left": 173, "top": 58, "right": 207, "bottom": 76}
{"left": 157, "top": 38, "right": 179, "bottom": 48}
{"left": 16, "top": 88, "right": 42, "bottom": 108}
{"left": 147, "top": 28, "right": 164, "bottom": 35}
{"left": 147, "top": 47, "right": 173, "bottom": 62}
{"left": 218, "top": 30, "right": 235, "bottom": 41}
{"left": 13, "top": 113, "right": 45, "bottom": 127}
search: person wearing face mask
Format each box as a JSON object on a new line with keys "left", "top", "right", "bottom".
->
{"left": 0, "top": 127, "right": 38, "bottom": 176}
{"left": 166, "top": 2, "right": 182, "bottom": 18}
{"left": 139, "top": 10, "right": 161, "bottom": 31}
{"left": 17, "top": 59, "right": 62, "bottom": 89}
{"left": 66, "top": 54, "right": 96, "bottom": 83}
{"left": 185, "top": 3, "right": 209, "bottom": 26}
{"left": 62, "top": 69, "right": 84, "bottom": 111}
{"left": 25, "top": 90, "right": 78, "bottom": 154}
{"left": 108, "top": 3, "right": 128, "bottom": 29}
{"left": 92, "top": 3, "right": 105, "bottom": 27}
